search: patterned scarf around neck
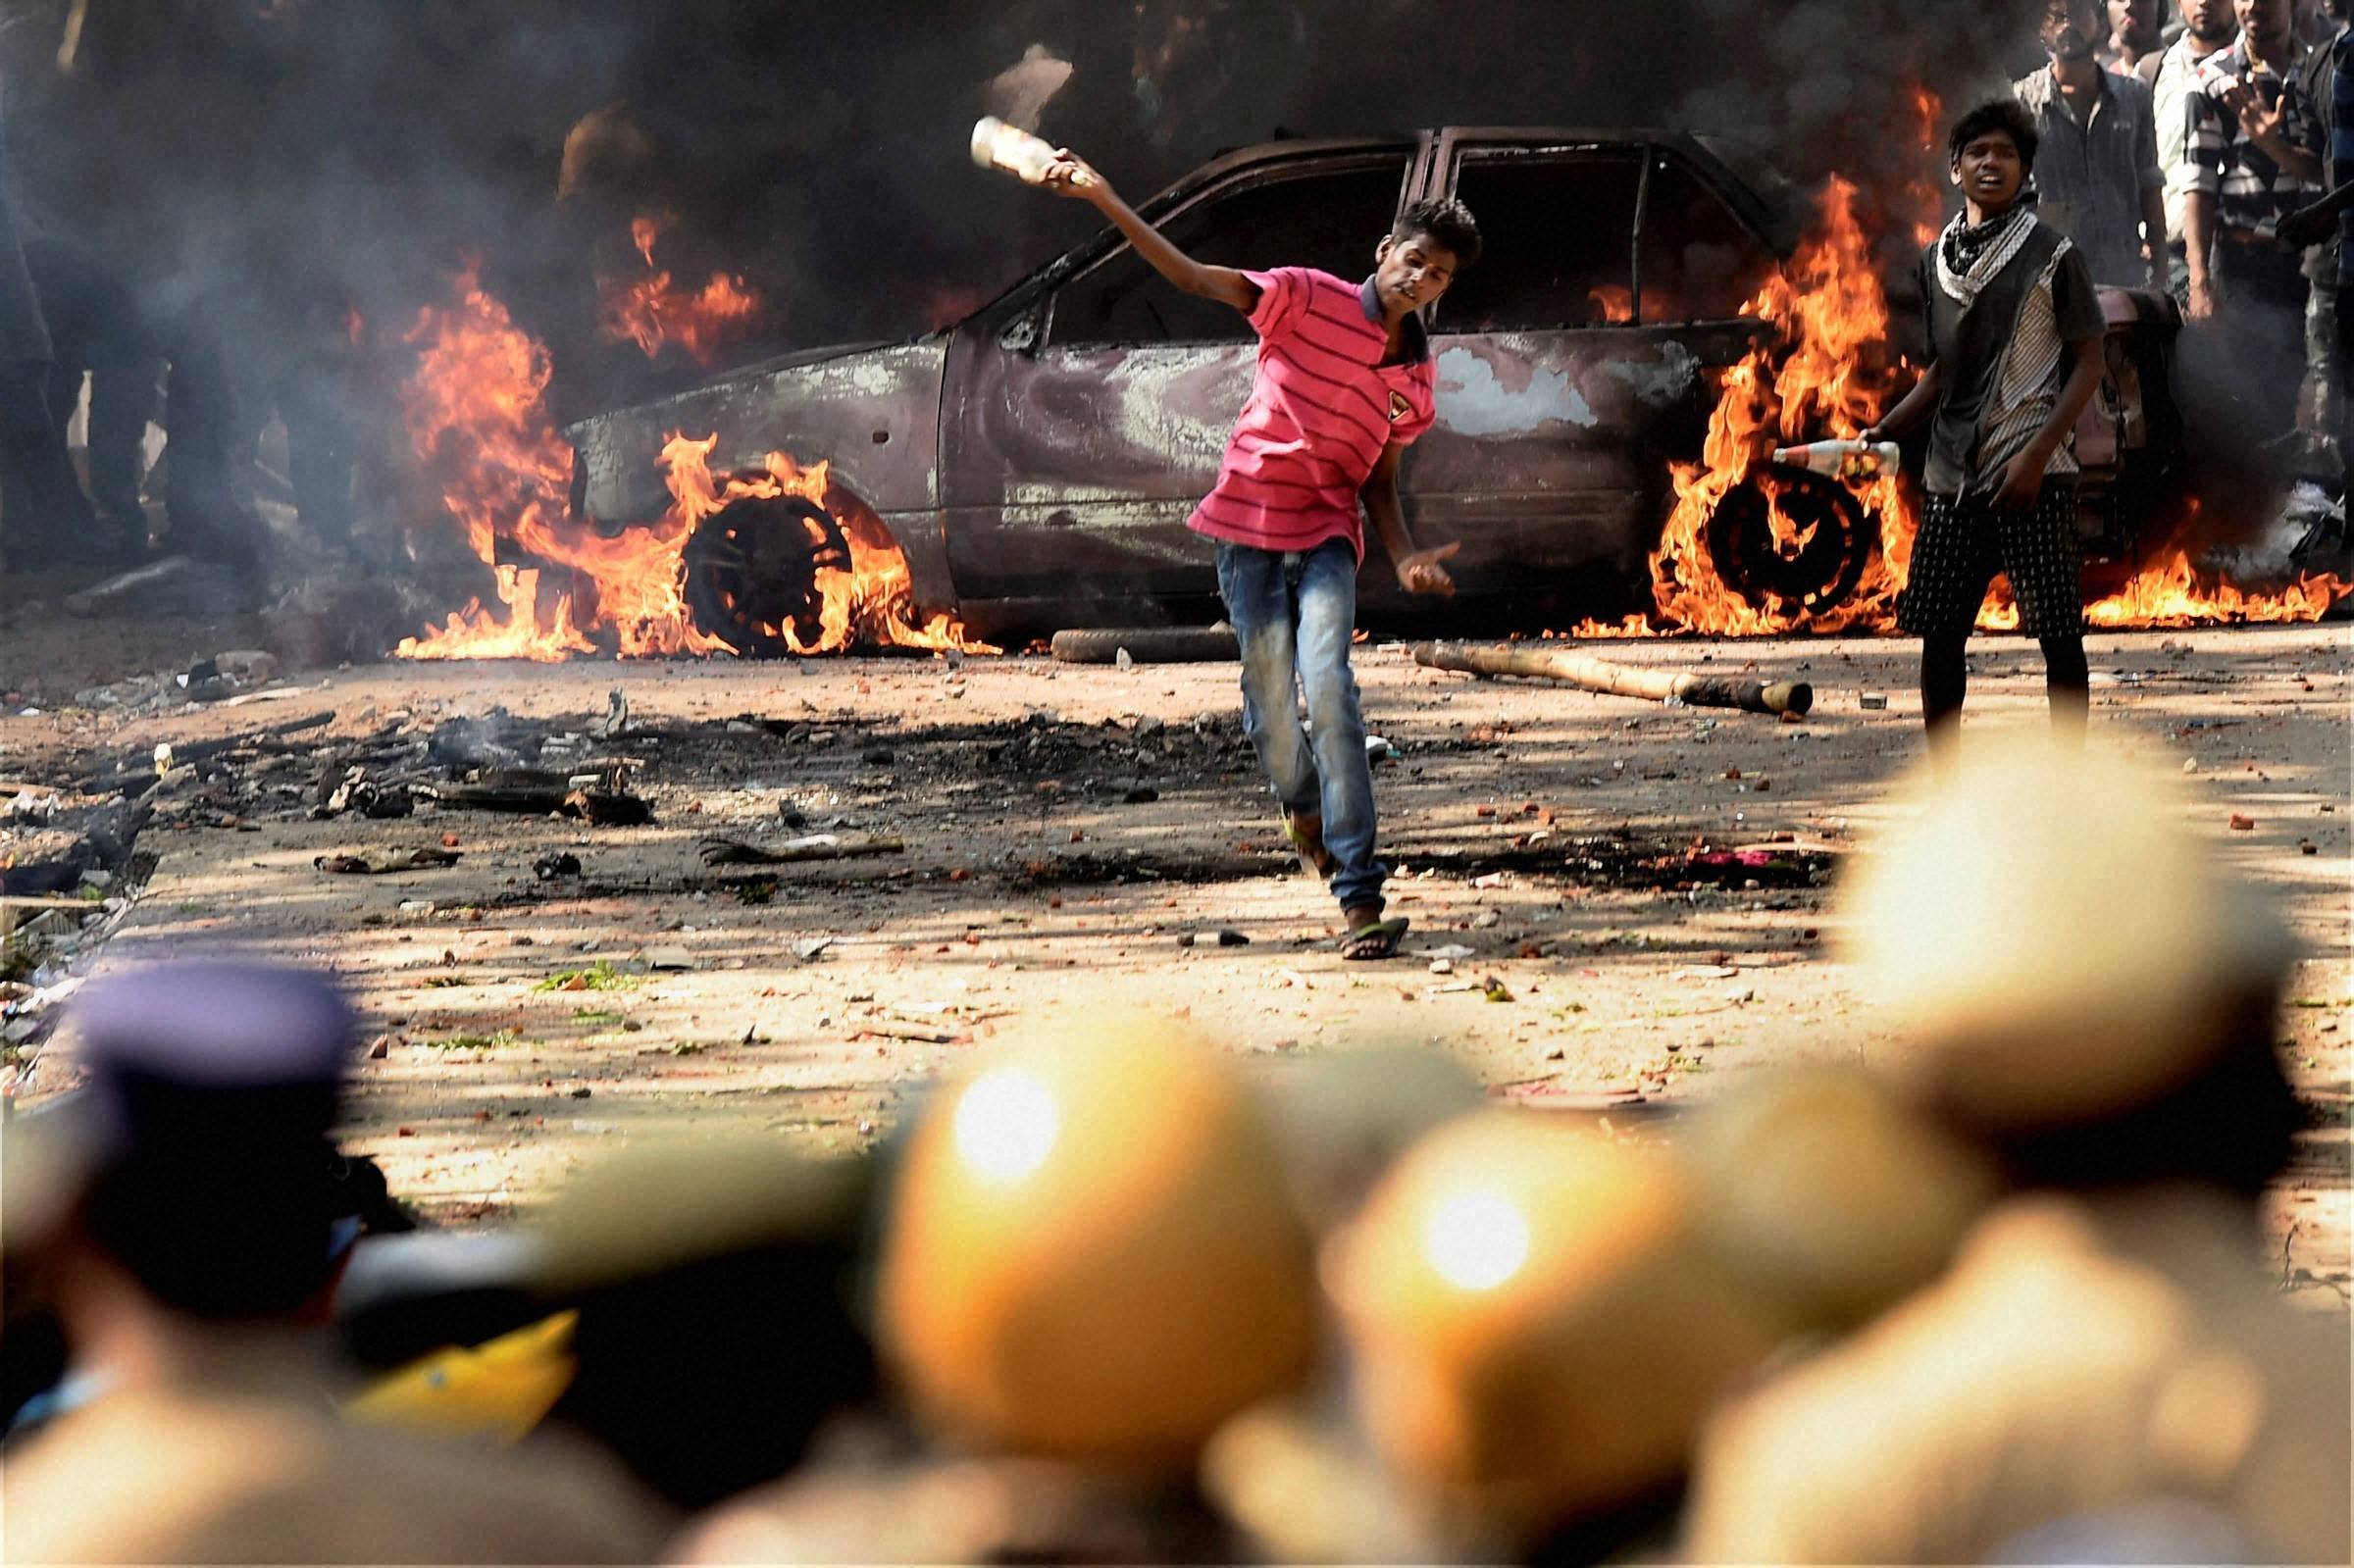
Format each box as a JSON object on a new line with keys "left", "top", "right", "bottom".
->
{"left": 1935, "top": 205, "right": 2036, "bottom": 310}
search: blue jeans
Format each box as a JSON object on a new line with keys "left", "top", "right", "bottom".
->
{"left": 1214, "top": 538, "right": 1385, "bottom": 916}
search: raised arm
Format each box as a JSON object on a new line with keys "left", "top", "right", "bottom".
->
{"left": 1040, "top": 150, "right": 1258, "bottom": 314}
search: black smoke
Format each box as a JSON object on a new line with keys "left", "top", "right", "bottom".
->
{"left": 4, "top": 0, "right": 2052, "bottom": 422}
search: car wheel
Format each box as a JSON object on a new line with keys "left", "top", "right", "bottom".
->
{"left": 682, "top": 490, "right": 854, "bottom": 656}
{"left": 1702, "top": 470, "right": 1873, "bottom": 623}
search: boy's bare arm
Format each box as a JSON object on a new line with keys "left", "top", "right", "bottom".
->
{"left": 1363, "top": 444, "right": 1458, "bottom": 595}
{"left": 1040, "top": 150, "right": 1258, "bottom": 314}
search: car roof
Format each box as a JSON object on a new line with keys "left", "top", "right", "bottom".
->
{"left": 986, "top": 126, "right": 1796, "bottom": 317}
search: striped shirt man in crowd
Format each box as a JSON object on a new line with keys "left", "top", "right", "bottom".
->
{"left": 2179, "top": 0, "right": 2326, "bottom": 430}
{"left": 1041, "top": 148, "right": 1477, "bottom": 960}
{"left": 1863, "top": 100, "right": 2108, "bottom": 757}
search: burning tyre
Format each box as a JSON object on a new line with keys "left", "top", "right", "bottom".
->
{"left": 681, "top": 489, "right": 853, "bottom": 657}
{"left": 1702, "top": 469, "right": 1874, "bottom": 623}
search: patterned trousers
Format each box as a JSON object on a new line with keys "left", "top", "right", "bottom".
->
{"left": 1897, "top": 484, "right": 2084, "bottom": 640}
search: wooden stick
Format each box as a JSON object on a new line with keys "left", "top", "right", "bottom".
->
{"left": 699, "top": 835, "right": 904, "bottom": 867}
{"left": 1411, "top": 641, "right": 1812, "bottom": 716}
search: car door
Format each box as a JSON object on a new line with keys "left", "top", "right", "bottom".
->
{"left": 1397, "top": 135, "right": 1776, "bottom": 611}
{"left": 938, "top": 147, "right": 1417, "bottom": 613}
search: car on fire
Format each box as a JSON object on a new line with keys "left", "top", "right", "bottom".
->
{"left": 564, "top": 126, "right": 2183, "bottom": 651}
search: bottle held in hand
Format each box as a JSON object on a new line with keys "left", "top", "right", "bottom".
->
{"left": 970, "top": 117, "right": 1085, "bottom": 186}
{"left": 1769, "top": 439, "right": 1901, "bottom": 482}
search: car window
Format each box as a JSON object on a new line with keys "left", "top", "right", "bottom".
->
{"left": 1433, "top": 152, "right": 1641, "bottom": 332}
{"left": 1636, "top": 154, "right": 1776, "bottom": 324}
{"left": 1048, "top": 156, "right": 1411, "bottom": 348}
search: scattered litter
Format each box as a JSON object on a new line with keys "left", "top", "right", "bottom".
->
{"left": 643, "top": 946, "right": 696, "bottom": 972}
{"left": 2228, "top": 813, "right": 2256, "bottom": 832}
{"left": 1859, "top": 692, "right": 1888, "bottom": 710}
{"left": 1423, "top": 944, "right": 1475, "bottom": 960}
{"left": 534, "top": 852, "right": 584, "bottom": 881}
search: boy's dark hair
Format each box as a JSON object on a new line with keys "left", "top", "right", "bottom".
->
{"left": 1393, "top": 197, "right": 1481, "bottom": 271}
{"left": 1948, "top": 99, "right": 2040, "bottom": 174}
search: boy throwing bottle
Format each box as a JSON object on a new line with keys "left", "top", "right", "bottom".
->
{"left": 1040, "top": 149, "right": 1479, "bottom": 959}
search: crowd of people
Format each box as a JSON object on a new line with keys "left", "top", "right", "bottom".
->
{"left": 2023, "top": 0, "right": 2346, "bottom": 443}
{"left": 0, "top": 735, "right": 2342, "bottom": 1564}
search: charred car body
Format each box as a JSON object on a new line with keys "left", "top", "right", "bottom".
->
{"left": 566, "top": 127, "right": 2183, "bottom": 648}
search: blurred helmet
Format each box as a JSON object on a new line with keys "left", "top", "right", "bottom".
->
{"left": 1681, "top": 1068, "right": 2000, "bottom": 1331}
{"left": 876, "top": 1027, "right": 1315, "bottom": 1465}
{"left": 1327, "top": 1112, "right": 1780, "bottom": 1537}
{"left": 1838, "top": 738, "right": 2296, "bottom": 1131}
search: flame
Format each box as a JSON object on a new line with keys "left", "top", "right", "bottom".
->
{"left": 661, "top": 435, "right": 995, "bottom": 654}
{"left": 1575, "top": 176, "right": 1916, "bottom": 638}
{"left": 1907, "top": 84, "right": 1947, "bottom": 250}
{"left": 1976, "top": 550, "right": 2352, "bottom": 632}
{"left": 598, "top": 213, "right": 762, "bottom": 366}
{"left": 395, "top": 265, "right": 990, "bottom": 661}
{"left": 1588, "top": 284, "right": 1635, "bottom": 325}
{"left": 1569, "top": 174, "right": 2348, "bottom": 641}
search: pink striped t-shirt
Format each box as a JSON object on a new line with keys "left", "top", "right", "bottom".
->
{"left": 1187, "top": 266, "right": 1437, "bottom": 562}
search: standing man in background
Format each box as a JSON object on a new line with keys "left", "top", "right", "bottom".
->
{"left": 2181, "top": 0, "right": 2326, "bottom": 431}
{"left": 2144, "top": 0, "right": 2243, "bottom": 298}
{"left": 2106, "top": 0, "right": 2170, "bottom": 71}
{"left": 2019, "top": 0, "right": 2171, "bottom": 286}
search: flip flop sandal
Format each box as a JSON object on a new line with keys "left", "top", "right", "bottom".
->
{"left": 1340, "top": 915, "right": 1410, "bottom": 961}
{"left": 1282, "top": 812, "right": 1336, "bottom": 881}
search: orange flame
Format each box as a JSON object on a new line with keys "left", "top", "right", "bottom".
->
{"left": 395, "top": 266, "right": 991, "bottom": 661}
{"left": 598, "top": 213, "right": 762, "bottom": 366}
{"left": 1570, "top": 175, "right": 2348, "bottom": 641}
{"left": 1588, "top": 284, "right": 1635, "bottom": 325}
{"left": 1907, "top": 84, "right": 1946, "bottom": 250}
{"left": 1575, "top": 176, "right": 1916, "bottom": 638}
{"left": 1977, "top": 550, "right": 2352, "bottom": 632}
{"left": 661, "top": 435, "right": 996, "bottom": 655}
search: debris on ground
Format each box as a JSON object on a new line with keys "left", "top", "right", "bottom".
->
{"left": 314, "top": 848, "right": 464, "bottom": 875}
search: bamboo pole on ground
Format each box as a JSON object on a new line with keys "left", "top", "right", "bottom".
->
{"left": 1410, "top": 641, "right": 1812, "bottom": 717}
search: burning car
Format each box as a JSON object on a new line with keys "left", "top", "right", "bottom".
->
{"left": 557, "top": 126, "right": 2187, "bottom": 651}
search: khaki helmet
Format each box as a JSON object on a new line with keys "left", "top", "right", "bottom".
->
{"left": 1681, "top": 1068, "right": 2000, "bottom": 1332}
{"left": 876, "top": 1028, "right": 1315, "bottom": 1466}
{"left": 1327, "top": 1112, "right": 1780, "bottom": 1537}
{"left": 1838, "top": 737, "right": 2296, "bottom": 1132}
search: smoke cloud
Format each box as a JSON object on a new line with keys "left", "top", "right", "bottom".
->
{"left": 984, "top": 44, "right": 1074, "bottom": 133}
